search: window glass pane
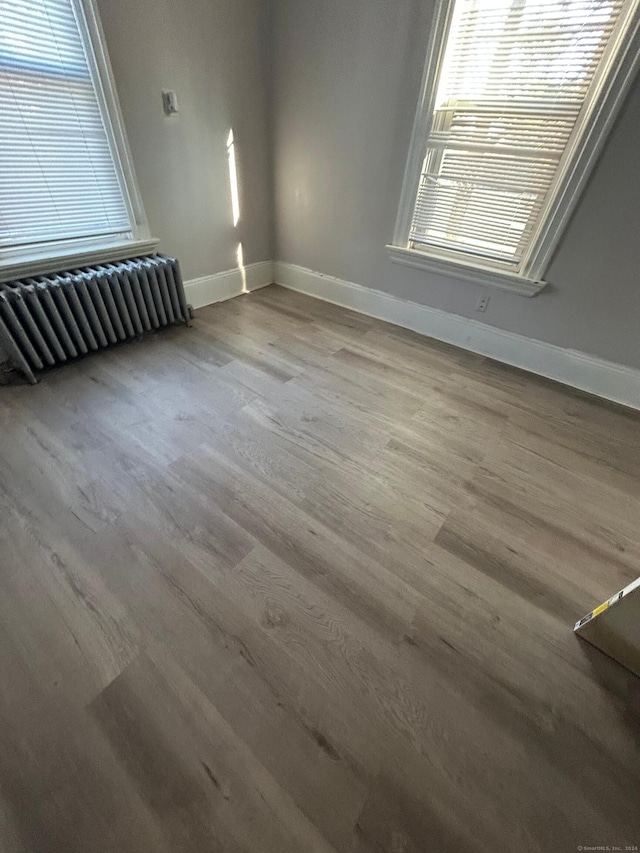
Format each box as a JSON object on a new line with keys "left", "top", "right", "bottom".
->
{"left": 0, "top": 0, "right": 132, "bottom": 249}
{"left": 410, "top": 0, "right": 628, "bottom": 266}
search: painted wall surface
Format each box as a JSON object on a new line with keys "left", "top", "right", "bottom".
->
{"left": 98, "top": 0, "right": 272, "bottom": 281}
{"left": 270, "top": 0, "right": 640, "bottom": 369}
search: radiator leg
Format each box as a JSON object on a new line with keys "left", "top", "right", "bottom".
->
{"left": 0, "top": 320, "right": 38, "bottom": 384}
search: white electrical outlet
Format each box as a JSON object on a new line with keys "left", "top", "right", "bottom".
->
{"left": 476, "top": 295, "right": 490, "bottom": 313}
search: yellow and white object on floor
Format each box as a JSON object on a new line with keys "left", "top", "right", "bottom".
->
{"left": 575, "top": 577, "right": 640, "bottom": 678}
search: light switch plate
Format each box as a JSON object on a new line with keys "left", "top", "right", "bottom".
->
{"left": 162, "top": 90, "right": 179, "bottom": 116}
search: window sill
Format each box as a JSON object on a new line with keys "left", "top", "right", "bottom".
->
{"left": 0, "top": 237, "right": 160, "bottom": 284}
{"left": 386, "top": 245, "right": 546, "bottom": 297}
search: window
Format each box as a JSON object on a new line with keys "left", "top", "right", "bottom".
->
{"left": 0, "top": 0, "right": 154, "bottom": 279}
{"left": 389, "top": 0, "right": 640, "bottom": 294}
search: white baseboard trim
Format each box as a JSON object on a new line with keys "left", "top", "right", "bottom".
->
{"left": 274, "top": 261, "right": 640, "bottom": 411}
{"left": 184, "top": 260, "right": 274, "bottom": 310}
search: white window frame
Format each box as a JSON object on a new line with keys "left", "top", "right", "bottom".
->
{"left": 388, "top": 0, "right": 640, "bottom": 296}
{"left": 0, "top": 0, "right": 157, "bottom": 283}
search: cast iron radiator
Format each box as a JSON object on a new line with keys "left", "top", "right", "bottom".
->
{"left": 0, "top": 254, "right": 190, "bottom": 384}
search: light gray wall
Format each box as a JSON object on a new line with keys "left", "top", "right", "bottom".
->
{"left": 270, "top": 0, "right": 640, "bottom": 369}
{"left": 98, "top": 0, "right": 272, "bottom": 282}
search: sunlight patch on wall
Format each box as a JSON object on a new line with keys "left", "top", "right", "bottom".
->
{"left": 236, "top": 241, "right": 247, "bottom": 293}
{"left": 227, "top": 129, "right": 240, "bottom": 227}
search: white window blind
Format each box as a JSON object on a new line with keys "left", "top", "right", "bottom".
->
{"left": 0, "top": 0, "right": 132, "bottom": 251}
{"left": 409, "top": 0, "right": 631, "bottom": 270}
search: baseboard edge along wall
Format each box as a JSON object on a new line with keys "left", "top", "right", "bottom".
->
{"left": 273, "top": 261, "right": 640, "bottom": 412}
{"left": 184, "top": 260, "right": 274, "bottom": 310}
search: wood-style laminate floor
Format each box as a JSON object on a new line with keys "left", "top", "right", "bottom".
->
{"left": 1, "top": 284, "right": 639, "bottom": 853}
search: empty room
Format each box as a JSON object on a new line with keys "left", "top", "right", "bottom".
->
{"left": 1, "top": 0, "right": 640, "bottom": 850}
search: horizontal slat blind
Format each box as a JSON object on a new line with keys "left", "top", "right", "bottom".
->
{"left": 410, "top": 0, "right": 628, "bottom": 266}
{"left": 0, "top": 0, "right": 131, "bottom": 250}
